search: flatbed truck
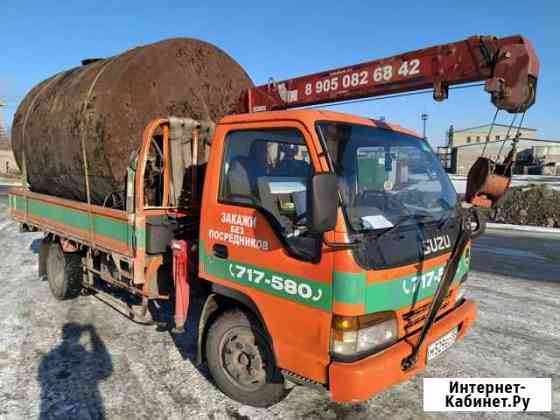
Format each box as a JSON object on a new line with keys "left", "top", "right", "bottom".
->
{"left": 10, "top": 34, "right": 538, "bottom": 406}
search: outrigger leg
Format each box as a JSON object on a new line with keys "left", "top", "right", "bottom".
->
{"left": 171, "top": 240, "right": 191, "bottom": 333}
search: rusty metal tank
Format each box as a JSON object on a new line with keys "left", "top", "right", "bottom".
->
{"left": 12, "top": 38, "right": 253, "bottom": 204}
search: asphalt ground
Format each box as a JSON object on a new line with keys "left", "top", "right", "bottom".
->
{"left": 0, "top": 190, "right": 558, "bottom": 419}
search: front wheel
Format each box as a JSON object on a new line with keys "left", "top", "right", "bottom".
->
{"left": 46, "top": 243, "right": 83, "bottom": 300}
{"left": 205, "top": 309, "right": 288, "bottom": 407}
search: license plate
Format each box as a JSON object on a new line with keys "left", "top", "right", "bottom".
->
{"left": 427, "top": 327, "right": 458, "bottom": 362}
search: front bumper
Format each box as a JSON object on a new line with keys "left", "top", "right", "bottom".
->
{"left": 329, "top": 299, "right": 477, "bottom": 403}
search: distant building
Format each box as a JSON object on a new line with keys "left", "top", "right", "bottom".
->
{"left": 438, "top": 124, "right": 560, "bottom": 176}
{"left": 449, "top": 123, "right": 538, "bottom": 148}
{"left": 0, "top": 150, "right": 19, "bottom": 176}
{"left": 0, "top": 100, "right": 21, "bottom": 176}
{"left": 515, "top": 144, "right": 560, "bottom": 175}
{"left": 0, "top": 128, "right": 20, "bottom": 176}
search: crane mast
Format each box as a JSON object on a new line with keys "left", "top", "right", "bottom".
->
{"left": 240, "top": 35, "right": 538, "bottom": 115}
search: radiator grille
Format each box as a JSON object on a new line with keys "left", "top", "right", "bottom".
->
{"left": 402, "top": 294, "right": 452, "bottom": 331}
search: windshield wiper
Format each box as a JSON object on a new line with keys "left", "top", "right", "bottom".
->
{"left": 374, "top": 220, "right": 404, "bottom": 240}
{"left": 374, "top": 213, "right": 436, "bottom": 240}
{"left": 434, "top": 199, "right": 458, "bottom": 230}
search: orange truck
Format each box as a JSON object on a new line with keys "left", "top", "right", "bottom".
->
{"left": 9, "top": 35, "right": 538, "bottom": 406}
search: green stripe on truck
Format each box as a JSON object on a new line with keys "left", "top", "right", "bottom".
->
{"left": 333, "top": 271, "right": 366, "bottom": 305}
{"left": 200, "top": 243, "right": 333, "bottom": 311}
{"left": 11, "top": 194, "right": 133, "bottom": 246}
{"left": 200, "top": 240, "right": 469, "bottom": 312}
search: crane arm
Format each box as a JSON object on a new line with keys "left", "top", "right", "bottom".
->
{"left": 240, "top": 35, "right": 538, "bottom": 114}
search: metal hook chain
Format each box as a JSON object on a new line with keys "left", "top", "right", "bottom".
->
{"left": 481, "top": 108, "right": 500, "bottom": 157}
{"left": 501, "top": 111, "right": 526, "bottom": 173}
{"left": 496, "top": 113, "right": 518, "bottom": 162}
{"left": 514, "top": 111, "right": 527, "bottom": 142}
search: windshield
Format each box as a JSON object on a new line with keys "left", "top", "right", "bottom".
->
{"left": 317, "top": 122, "right": 457, "bottom": 233}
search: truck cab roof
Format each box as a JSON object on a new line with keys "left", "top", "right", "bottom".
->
{"left": 219, "top": 109, "right": 420, "bottom": 138}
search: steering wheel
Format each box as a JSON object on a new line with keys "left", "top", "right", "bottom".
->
{"left": 294, "top": 212, "right": 307, "bottom": 227}
{"left": 385, "top": 192, "right": 406, "bottom": 210}
{"left": 358, "top": 190, "right": 408, "bottom": 215}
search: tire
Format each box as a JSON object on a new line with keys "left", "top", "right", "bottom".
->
{"left": 46, "top": 243, "right": 83, "bottom": 300}
{"left": 205, "top": 309, "right": 287, "bottom": 407}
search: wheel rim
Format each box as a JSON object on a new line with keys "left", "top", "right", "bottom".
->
{"left": 48, "top": 246, "right": 65, "bottom": 290}
{"left": 219, "top": 326, "right": 269, "bottom": 392}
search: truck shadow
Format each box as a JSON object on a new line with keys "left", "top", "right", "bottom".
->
{"left": 147, "top": 296, "right": 214, "bottom": 382}
{"left": 37, "top": 322, "right": 113, "bottom": 420}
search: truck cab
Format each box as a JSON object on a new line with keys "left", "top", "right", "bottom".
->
{"left": 195, "top": 109, "right": 476, "bottom": 404}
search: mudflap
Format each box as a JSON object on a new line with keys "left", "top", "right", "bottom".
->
{"left": 38, "top": 238, "right": 50, "bottom": 280}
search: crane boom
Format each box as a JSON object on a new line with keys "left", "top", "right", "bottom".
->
{"left": 240, "top": 35, "right": 538, "bottom": 114}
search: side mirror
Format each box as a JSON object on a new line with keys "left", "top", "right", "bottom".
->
{"left": 307, "top": 173, "right": 338, "bottom": 233}
{"left": 463, "top": 205, "right": 486, "bottom": 240}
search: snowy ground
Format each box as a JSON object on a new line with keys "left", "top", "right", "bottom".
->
{"left": 0, "top": 177, "right": 21, "bottom": 187}
{"left": 0, "top": 187, "right": 558, "bottom": 419}
{"left": 450, "top": 175, "right": 560, "bottom": 194}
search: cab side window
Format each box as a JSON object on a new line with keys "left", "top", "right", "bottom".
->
{"left": 220, "top": 128, "right": 319, "bottom": 261}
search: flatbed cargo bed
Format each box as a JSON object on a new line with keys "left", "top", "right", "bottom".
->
{"left": 9, "top": 188, "right": 134, "bottom": 257}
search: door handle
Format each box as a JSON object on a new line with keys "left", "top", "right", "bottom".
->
{"left": 213, "top": 244, "right": 228, "bottom": 259}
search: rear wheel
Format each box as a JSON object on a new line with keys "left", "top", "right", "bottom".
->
{"left": 46, "top": 243, "right": 83, "bottom": 300}
{"left": 205, "top": 309, "right": 287, "bottom": 407}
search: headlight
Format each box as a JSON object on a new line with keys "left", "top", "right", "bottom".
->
{"left": 332, "top": 312, "right": 397, "bottom": 356}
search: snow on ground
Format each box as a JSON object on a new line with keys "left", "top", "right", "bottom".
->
{"left": 0, "top": 177, "right": 22, "bottom": 187}
{"left": 0, "top": 195, "right": 558, "bottom": 419}
{"left": 450, "top": 175, "right": 560, "bottom": 194}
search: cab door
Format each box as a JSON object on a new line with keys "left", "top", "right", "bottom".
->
{"left": 199, "top": 120, "right": 333, "bottom": 383}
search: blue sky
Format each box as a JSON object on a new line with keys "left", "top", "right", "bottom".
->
{"left": 1, "top": 1, "right": 559, "bottom": 146}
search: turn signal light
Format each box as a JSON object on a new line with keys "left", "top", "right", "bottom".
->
{"left": 332, "top": 312, "right": 397, "bottom": 356}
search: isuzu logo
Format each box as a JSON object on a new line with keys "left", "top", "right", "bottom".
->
{"left": 423, "top": 234, "right": 451, "bottom": 255}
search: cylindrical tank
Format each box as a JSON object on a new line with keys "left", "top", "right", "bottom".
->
{"left": 12, "top": 38, "right": 253, "bottom": 204}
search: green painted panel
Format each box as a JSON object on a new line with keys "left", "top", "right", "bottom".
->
{"left": 10, "top": 194, "right": 133, "bottom": 246}
{"left": 14, "top": 195, "right": 26, "bottom": 212}
{"left": 93, "top": 214, "right": 129, "bottom": 244}
{"left": 199, "top": 239, "right": 470, "bottom": 313}
{"left": 200, "top": 243, "right": 332, "bottom": 311}
{"left": 454, "top": 250, "right": 470, "bottom": 282}
{"left": 365, "top": 254, "right": 469, "bottom": 312}
{"left": 28, "top": 199, "right": 90, "bottom": 230}
{"left": 133, "top": 227, "right": 144, "bottom": 249}
{"left": 333, "top": 271, "right": 366, "bottom": 305}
